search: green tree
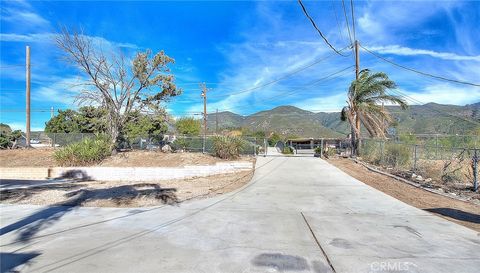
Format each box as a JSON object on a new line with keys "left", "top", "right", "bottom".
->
{"left": 268, "top": 132, "right": 282, "bottom": 146}
{"left": 57, "top": 28, "right": 181, "bottom": 150}
{"left": 123, "top": 111, "right": 168, "bottom": 141}
{"left": 45, "top": 109, "right": 81, "bottom": 133}
{"left": 45, "top": 107, "right": 107, "bottom": 134}
{"left": 0, "top": 123, "right": 23, "bottom": 149}
{"left": 341, "top": 69, "right": 407, "bottom": 155}
{"left": 175, "top": 117, "right": 201, "bottom": 135}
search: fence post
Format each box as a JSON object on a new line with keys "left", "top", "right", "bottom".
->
{"left": 320, "top": 138, "right": 324, "bottom": 158}
{"left": 474, "top": 149, "right": 478, "bottom": 192}
{"left": 413, "top": 144, "right": 418, "bottom": 171}
{"left": 435, "top": 134, "right": 438, "bottom": 160}
{"left": 380, "top": 140, "right": 384, "bottom": 164}
{"left": 202, "top": 134, "right": 206, "bottom": 153}
{"left": 253, "top": 137, "right": 256, "bottom": 156}
{"left": 264, "top": 138, "right": 267, "bottom": 157}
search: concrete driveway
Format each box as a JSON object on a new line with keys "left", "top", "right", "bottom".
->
{"left": 1, "top": 156, "right": 479, "bottom": 273}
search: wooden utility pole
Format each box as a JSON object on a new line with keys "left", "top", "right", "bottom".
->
{"left": 355, "top": 40, "right": 359, "bottom": 80}
{"left": 26, "top": 45, "right": 31, "bottom": 147}
{"left": 353, "top": 40, "right": 360, "bottom": 155}
{"left": 200, "top": 83, "right": 208, "bottom": 153}
{"left": 215, "top": 108, "right": 218, "bottom": 134}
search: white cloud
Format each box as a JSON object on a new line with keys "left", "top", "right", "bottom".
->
{"left": 366, "top": 45, "right": 480, "bottom": 62}
{"left": 0, "top": 33, "right": 138, "bottom": 49}
{"left": 400, "top": 84, "right": 480, "bottom": 106}
{"left": 32, "top": 76, "right": 86, "bottom": 106}
{"left": 0, "top": 0, "right": 51, "bottom": 30}
{"left": 293, "top": 92, "right": 347, "bottom": 113}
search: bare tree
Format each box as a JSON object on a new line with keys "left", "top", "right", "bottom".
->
{"left": 56, "top": 28, "right": 181, "bottom": 149}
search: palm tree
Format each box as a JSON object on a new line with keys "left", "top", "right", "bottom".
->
{"left": 341, "top": 69, "right": 407, "bottom": 156}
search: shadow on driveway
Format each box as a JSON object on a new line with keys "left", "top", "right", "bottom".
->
{"left": 424, "top": 208, "right": 480, "bottom": 224}
{"left": 1, "top": 252, "right": 41, "bottom": 273}
{"left": 0, "top": 183, "right": 178, "bottom": 243}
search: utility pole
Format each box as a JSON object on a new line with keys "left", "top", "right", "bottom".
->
{"left": 26, "top": 45, "right": 31, "bottom": 147}
{"left": 50, "top": 106, "right": 54, "bottom": 119}
{"left": 215, "top": 108, "right": 219, "bottom": 134}
{"left": 355, "top": 40, "right": 359, "bottom": 80}
{"left": 353, "top": 40, "right": 360, "bottom": 155}
{"left": 200, "top": 83, "right": 208, "bottom": 153}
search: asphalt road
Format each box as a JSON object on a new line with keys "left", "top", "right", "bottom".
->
{"left": 1, "top": 156, "right": 479, "bottom": 272}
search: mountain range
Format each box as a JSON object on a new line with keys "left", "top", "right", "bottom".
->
{"left": 206, "top": 102, "right": 480, "bottom": 138}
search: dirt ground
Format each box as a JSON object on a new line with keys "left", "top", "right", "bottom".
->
{"left": 328, "top": 157, "right": 480, "bottom": 232}
{"left": 0, "top": 170, "right": 254, "bottom": 207}
{"left": 0, "top": 149, "right": 253, "bottom": 167}
{"left": 0, "top": 148, "right": 56, "bottom": 167}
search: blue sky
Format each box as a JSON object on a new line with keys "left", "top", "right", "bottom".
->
{"left": 1, "top": 0, "right": 479, "bottom": 131}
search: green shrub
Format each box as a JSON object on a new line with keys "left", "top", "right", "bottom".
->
{"left": 54, "top": 136, "right": 111, "bottom": 166}
{"left": 211, "top": 136, "right": 246, "bottom": 159}
{"left": 360, "top": 140, "right": 381, "bottom": 164}
{"left": 282, "top": 146, "right": 294, "bottom": 154}
{"left": 314, "top": 147, "right": 322, "bottom": 154}
{"left": 384, "top": 143, "right": 411, "bottom": 168}
{"left": 171, "top": 137, "right": 204, "bottom": 152}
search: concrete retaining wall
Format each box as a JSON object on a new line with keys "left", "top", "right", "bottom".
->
{"left": 0, "top": 161, "right": 253, "bottom": 181}
{"left": 0, "top": 168, "right": 49, "bottom": 179}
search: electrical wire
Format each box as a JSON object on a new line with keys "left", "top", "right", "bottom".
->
{"left": 350, "top": 0, "right": 357, "bottom": 42}
{"left": 361, "top": 44, "right": 480, "bottom": 87}
{"left": 298, "top": 0, "right": 349, "bottom": 57}
{"left": 215, "top": 65, "right": 354, "bottom": 112}
{"left": 388, "top": 89, "right": 480, "bottom": 125}
{"left": 202, "top": 47, "right": 350, "bottom": 99}
{"left": 341, "top": 0, "right": 354, "bottom": 46}
{"left": 331, "top": 0, "right": 349, "bottom": 47}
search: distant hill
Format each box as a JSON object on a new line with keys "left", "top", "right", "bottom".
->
{"left": 207, "top": 102, "right": 480, "bottom": 137}
{"left": 207, "top": 106, "right": 344, "bottom": 138}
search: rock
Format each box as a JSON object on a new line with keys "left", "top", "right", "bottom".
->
{"left": 425, "top": 178, "right": 432, "bottom": 183}
{"left": 161, "top": 144, "right": 172, "bottom": 153}
{"left": 415, "top": 175, "right": 423, "bottom": 181}
{"left": 411, "top": 174, "right": 417, "bottom": 179}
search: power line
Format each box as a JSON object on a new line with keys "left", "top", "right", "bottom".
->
{"left": 0, "top": 64, "right": 25, "bottom": 68}
{"left": 350, "top": 0, "right": 357, "bottom": 42}
{"left": 256, "top": 66, "right": 354, "bottom": 105}
{"left": 341, "top": 0, "right": 354, "bottom": 46}
{"left": 361, "top": 44, "right": 480, "bottom": 87}
{"left": 388, "top": 89, "right": 480, "bottom": 126}
{"left": 202, "top": 48, "right": 350, "bottom": 99}
{"left": 331, "top": 1, "right": 349, "bottom": 47}
{"left": 216, "top": 65, "right": 355, "bottom": 111}
{"left": 298, "top": 0, "right": 349, "bottom": 56}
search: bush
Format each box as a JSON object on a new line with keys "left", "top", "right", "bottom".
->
{"left": 282, "top": 146, "right": 294, "bottom": 154}
{"left": 384, "top": 143, "right": 411, "bottom": 168}
{"left": 171, "top": 137, "right": 204, "bottom": 152}
{"left": 175, "top": 117, "right": 201, "bottom": 136}
{"left": 212, "top": 136, "right": 246, "bottom": 159}
{"left": 54, "top": 136, "right": 111, "bottom": 166}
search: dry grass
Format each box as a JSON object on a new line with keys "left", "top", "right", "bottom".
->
{"left": 0, "top": 171, "right": 254, "bottom": 207}
{"left": 0, "top": 149, "right": 254, "bottom": 168}
{"left": 0, "top": 148, "right": 56, "bottom": 167}
{"left": 329, "top": 157, "right": 480, "bottom": 232}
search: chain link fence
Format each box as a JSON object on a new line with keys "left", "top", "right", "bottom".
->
{"left": 35, "top": 133, "right": 259, "bottom": 156}
{"left": 360, "top": 138, "right": 479, "bottom": 191}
